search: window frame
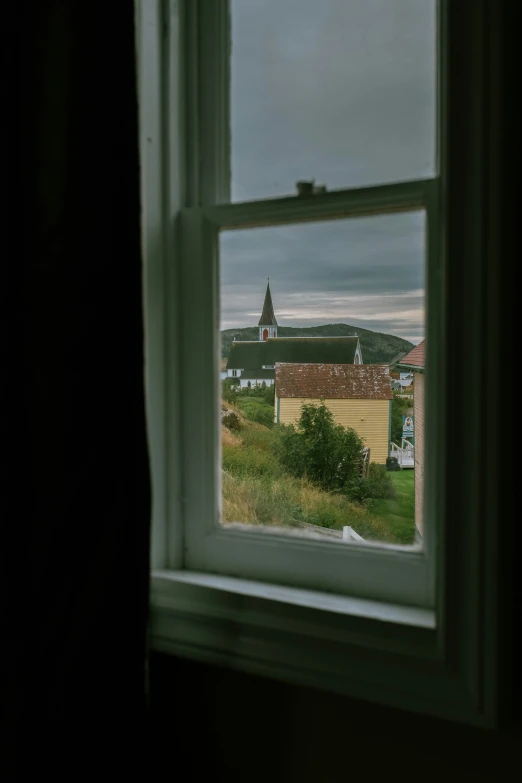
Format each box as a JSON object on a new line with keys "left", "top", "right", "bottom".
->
{"left": 140, "top": 0, "right": 503, "bottom": 728}
{"left": 179, "top": 187, "right": 437, "bottom": 608}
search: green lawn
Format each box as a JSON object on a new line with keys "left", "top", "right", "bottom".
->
{"left": 367, "top": 470, "right": 415, "bottom": 545}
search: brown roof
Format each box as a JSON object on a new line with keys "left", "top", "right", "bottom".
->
{"left": 276, "top": 363, "right": 393, "bottom": 400}
{"left": 398, "top": 339, "right": 425, "bottom": 369}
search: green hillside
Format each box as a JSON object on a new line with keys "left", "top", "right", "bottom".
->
{"left": 221, "top": 324, "right": 415, "bottom": 364}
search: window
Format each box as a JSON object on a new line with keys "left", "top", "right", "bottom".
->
{"left": 141, "top": 0, "right": 502, "bottom": 728}
{"left": 178, "top": 0, "right": 436, "bottom": 605}
{"left": 220, "top": 212, "right": 425, "bottom": 545}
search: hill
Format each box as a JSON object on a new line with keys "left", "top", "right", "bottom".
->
{"left": 221, "top": 324, "right": 415, "bottom": 364}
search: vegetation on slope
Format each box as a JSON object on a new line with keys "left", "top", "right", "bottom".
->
{"left": 221, "top": 390, "right": 415, "bottom": 544}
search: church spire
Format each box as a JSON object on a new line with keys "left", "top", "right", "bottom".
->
{"left": 258, "top": 280, "right": 278, "bottom": 341}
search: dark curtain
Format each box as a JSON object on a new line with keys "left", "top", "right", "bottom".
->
{"left": 7, "top": 1, "right": 151, "bottom": 775}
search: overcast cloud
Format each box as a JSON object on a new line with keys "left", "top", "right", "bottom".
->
{"left": 221, "top": 0, "right": 436, "bottom": 345}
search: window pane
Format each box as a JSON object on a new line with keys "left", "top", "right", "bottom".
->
{"left": 220, "top": 211, "right": 426, "bottom": 547}
{"left": 230, "top": 0, "right": 436, "bottom": 202}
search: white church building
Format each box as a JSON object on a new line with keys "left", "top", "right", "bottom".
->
{"left": 225, "top": 283, "right": 363, "bottom": 388}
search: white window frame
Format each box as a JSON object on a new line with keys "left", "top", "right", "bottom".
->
{"left": 139, "top": 0, "right": 502, "bottom": 727}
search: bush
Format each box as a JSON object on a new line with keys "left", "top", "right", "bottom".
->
{"left": 222, "top": 377, "right": 240, "bottom": 402}
{"left": 366, "top": 462, "right": 397, "bottom": 499}
{"left": 263, "top": 384, "right": 275, "bottom": 405}
{"left": 275, "top": 401, "right": 365, "bottom": 493}
{"left": 391, "top": 394, "right": 412, "bottom": 444}
{"left": 236, "top": 399, "right": 274, "bottom": 428}
{"left": 222, "top": 409, "right": 241, "bottom": 431}
{"left": 233, "top": 385, "right": 264, "bottom": 399}
{"left": 344, "top": 463, "right": 397, "bottom": 505}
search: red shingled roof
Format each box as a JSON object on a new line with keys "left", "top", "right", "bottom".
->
{"left": 276, "top": 363, "right": 393, "bottom": 400}
{"left": 399, "top": 339, "right": 425, "bottom": 369}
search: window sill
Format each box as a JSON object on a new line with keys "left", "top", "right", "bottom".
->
{"left": 149, "top": 570, "right": 486, "bottom": 726}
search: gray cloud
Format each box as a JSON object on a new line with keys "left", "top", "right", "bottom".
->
{"left": 221, "top": 212, "right": 426, "bottom": 343}
{"left": 221, "top": 0, "right": 435, "bottom": 344}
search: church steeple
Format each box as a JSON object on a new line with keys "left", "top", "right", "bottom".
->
{"left": 258, "top": 280, "right": 278, "bottom": 341}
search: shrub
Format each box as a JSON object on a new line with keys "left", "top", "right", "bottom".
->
{"left": 221, "top": 425, "right": 242, "bottom": 447}
{"left": 391, "top": 394, "right": 412, "bottom": 444}
{"left": 222, "top": 377, "right": 240, "bottom": 402}
{"left": 236, "top": 399, "right": 274, "bottom": 428}
{"left": 263, "top": 384, "right": 275, "bottom": 405}
{"left": 366, "top": 462, "right": 397, "bottom": 499}
{"left": 343, "top": 463, "right": 397, "bottom": 505}
{"left": 222, "top": 409, "right": 241, "bottom": 431}
{"left": 275, "top": 401, "right": 365, "bottom": 493}
{"left": 343, "top": 477, "right": 374, "bottom": 504}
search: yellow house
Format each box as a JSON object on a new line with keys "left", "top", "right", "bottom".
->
{"left": 275, "top": 363, "right": 393, "bottom": 464}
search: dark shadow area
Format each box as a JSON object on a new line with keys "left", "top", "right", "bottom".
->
{"left": 5, "top": 0, "right": 519, "bottom": 780}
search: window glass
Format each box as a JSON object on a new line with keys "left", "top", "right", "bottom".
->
{"left": 220, "top": 211, "right": 426, "bottom": 546}
{"left": 230, "top": 0, "right": 436, "bottom": 202}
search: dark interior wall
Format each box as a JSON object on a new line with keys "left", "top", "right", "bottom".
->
{"left": 6, "top": 0, "right": 519, "bottom": 778}
{"left": 149, "top": 0, "right": 521, "bottom": 778}
{"left": 150, "top": 654, "right": 521, "bottom": 782}
{"left": 8, "top": 1, "right": 150, "bottom": 775}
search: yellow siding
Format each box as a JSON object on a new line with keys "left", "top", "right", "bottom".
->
{"left": 278, "top": 398, "right": 390, "bottom": 464}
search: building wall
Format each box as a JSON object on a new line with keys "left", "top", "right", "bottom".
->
{"left": 151, "top": 653, "right": 521, "bottom": 781}
{"left": 239, "top": 378, "right": 274, "bottom": 388}
{"left": 414, "top": 372, "right": 425, "bottom": 537}
{"left": 278, "top": 398, "right": 390, "bottom": 464}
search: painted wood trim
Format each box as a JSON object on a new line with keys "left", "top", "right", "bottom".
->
{"left": 143, "top": 0, "right": 503, "bottom": 728}
{"left": 180, "top": 208, "right": 431, "bottom": 607}
{"left": 138, "top": 0, "right": 186, "bottom": 569}
{"left": 150, "top": 571, "right": 492, "bottom": 728}
{"left": 202, "top": 178, "right": 433, "bottom": 230}
{"left": 196, "top": 0, "right": 231, "bottom": 205}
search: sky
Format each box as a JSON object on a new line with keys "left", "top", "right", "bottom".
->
{"left": 220, "top": 0, "right": 436, "bottom": 345}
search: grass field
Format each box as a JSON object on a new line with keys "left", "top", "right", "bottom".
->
{"left": 221, "top": 393, "right": 416, "bottom": 546}
{"left": 367, "top": 470, "right": 415, "bottom": 545}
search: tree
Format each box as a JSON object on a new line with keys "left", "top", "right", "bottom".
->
{"left": 263, "top": 383, "right": 275, "bottom": 405}
{"left": 391, "top": 394, "right": 412, "bottom": 444}
{"left": 222, "top": 377, "right": 239, "bottom": 402}
{"left": 275, "top": 401, "right": 364, "bottom": 493}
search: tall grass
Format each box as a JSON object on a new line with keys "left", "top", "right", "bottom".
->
{"left": 222, "top": 469, "right": 393, "bottom": 541}
{"left": 220, "top": 399, "right": 410, "bottom": 544}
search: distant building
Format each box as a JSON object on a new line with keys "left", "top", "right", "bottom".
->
{"left": 226, "top": 283, "right": 363, "bottom": 387}
{"left": 258, "top": 279, "right": 278, "bottom": 342}
{"left": 275, "top": 363, "right": 392, "bottom": 464}
{"left": 397, "top": 340, "right": 425, "bottom": 541}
